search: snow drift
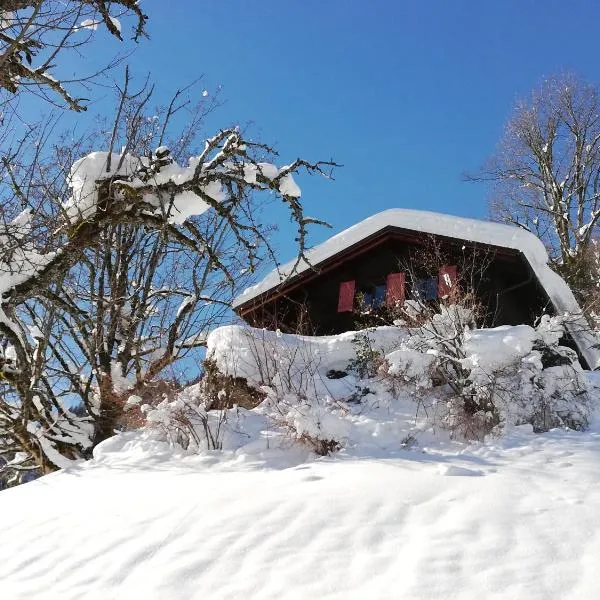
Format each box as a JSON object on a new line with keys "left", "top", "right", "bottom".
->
{"left": 0, "top": 318, "right": 599, "bottom": 598}
{"left": 1, "top": 377, "right": 599, "bottom": 599}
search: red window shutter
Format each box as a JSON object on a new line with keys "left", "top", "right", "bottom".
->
{"left": 438, "top": 265, "right": 458, "bottom": 299}
{"left": 337, "top": 280, "right": 356, "bottom": 313}
{"left": 386, "top": 272, "right": 405, "bottom": 306}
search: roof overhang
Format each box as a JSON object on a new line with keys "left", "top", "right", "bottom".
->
{"left": 235, "top": 225, "right": 522, "bottom": 317}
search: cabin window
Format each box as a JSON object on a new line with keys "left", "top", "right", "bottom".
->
{"left": 414, "top": 277, "right": 438, "bottom": 301}
{"left": 360, "top": 283, "right": 387, "bottom": 308}
{"left": 339, "top": 272, "right": 408, "bottom": 312}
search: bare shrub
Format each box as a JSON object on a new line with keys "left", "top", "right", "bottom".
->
{"left": 143, "top": 385, "right": 228, "bottom": 451}
{"left": 262, "top": 389, "right": 345, "bottom": 456}
{"left": 206, "top": 325, "right": 357, "bottom": 456}
{"left": 347, "top": 330, "right": 384, "bottom": 378}
{"left": 297, "top": 434, "right": 340, "bottom": 456}
{"left": 384, "top": 307, "right": 590, "bottom": 440}
{"left": 354, "top": 242, "right": 591, "bottom": 439}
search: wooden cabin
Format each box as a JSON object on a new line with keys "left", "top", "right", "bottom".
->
{"left": 233, "top": 210, "right": 599, "bottom": 370}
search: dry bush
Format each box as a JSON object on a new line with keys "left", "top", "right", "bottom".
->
{"left": 143, "top": 385, "right": 228, "bottom": 451}
{"left": 297, "top": 434, "right": 340, "bottom": 456}
{"left": 383, "top": 308, "right": 590, "bottom": 440}
{"left": 346, "top": 330, "right": 385, "bottom": 378}
{"left": 119, "top": 379, "right": 183, "bottom": 430}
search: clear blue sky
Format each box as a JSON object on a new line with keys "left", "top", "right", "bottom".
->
{"left": 60, "top": 1, "right": 600, "bottom": 264}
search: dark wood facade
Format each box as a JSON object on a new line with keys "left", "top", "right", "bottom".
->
{"left": 235, "top": 227, "right": 554, "bottom": 336}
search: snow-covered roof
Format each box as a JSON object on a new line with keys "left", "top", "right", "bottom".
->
{"left": 234, "top": 209, "right": 599, "bottom": 369}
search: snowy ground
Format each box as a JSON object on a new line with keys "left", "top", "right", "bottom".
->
{"left": 1, "top": 373, "right": 600, "bottom": 600}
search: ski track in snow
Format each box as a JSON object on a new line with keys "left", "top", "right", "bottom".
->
{"left": 2, "top": 420, "right": 600, "bottom": 599}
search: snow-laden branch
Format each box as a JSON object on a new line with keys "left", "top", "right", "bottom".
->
{"left": 0, "top": 126, "right": 338, "bottom": 481}
{"left": 61, "top": 131, "right": 338, "bottom": 277}
{"left": 0, "top": 0, "right": 147, "bottom": 110}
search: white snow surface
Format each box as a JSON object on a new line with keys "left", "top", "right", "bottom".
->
{"left": 461, "top": 324, "right": 538, "bottom": 374}
{"left": 1, "top": 320, "right": 599, "bottom": 598}
{"left": 233, "top": 209, "right": 600, "bottom": 369}
{"left": 1, "top": 382, "right": 600, "bottom": 599}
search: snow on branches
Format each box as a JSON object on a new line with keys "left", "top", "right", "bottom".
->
{"left": 0, "top": 124, "right": 337, "bottom": 483}
{"left": 62, "top": 130, "right": 336, "bottom": 279}
{"left": 0, "top": 0, "right": 147, "bottom": 111}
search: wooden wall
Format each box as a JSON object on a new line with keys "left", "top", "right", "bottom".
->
{"left": 240, "top": 232, "right": 551, "bottom": 335}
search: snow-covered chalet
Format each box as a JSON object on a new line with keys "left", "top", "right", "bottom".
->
{"left": 233, "top": 209, "right": 599, "bottom": 370}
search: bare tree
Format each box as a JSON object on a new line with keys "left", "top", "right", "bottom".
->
{"left": 471, "top": 74, "right": 600, "bottom": 301}
{"left": 0, "top": 1, "right": 147, "bottom": 484}
{"left": 0, "top": 75, "right": 337, "bottom": 483}
{"left": 0, "top": 4, "right": 339, "bottom": 484}
{"left": 0, "top": 0, "right": 146, "bottom": 111}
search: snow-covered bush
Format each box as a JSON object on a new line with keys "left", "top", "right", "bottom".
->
{"left": 205, "top": 325, "right": 411, "bottom": 454}
{"left": 149, "top": 312, "right": 592, "bottom": 461}
{"left": 142, "top": 383, "right": 229, "bottom": 451}
{"left": 382, "top": 308, "right": 590, "bottom": 438}
{"left": 262, "top": 390, "right": 345, "bottom": 455}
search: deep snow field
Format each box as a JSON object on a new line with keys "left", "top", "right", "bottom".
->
{"left": 1, "top": 371, "right": 599, "bottom": 600}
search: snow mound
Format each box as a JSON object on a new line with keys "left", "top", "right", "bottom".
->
{"left": 1, "top": 321, "right": 599, "bottom": 598}
{"left": 207, "top": 324, "right": 407, "bottom": 395}
{"left": 206, "top": 321, "right": 591, "bottom": 442}
{"left": 461, "top": 324, "right": 537, "bottom": 374}
{"left": 2, "top": 411, "right": 600, "bottom": 599}
{"left": 437, "top": 464, "right": 485, "bottom": 476}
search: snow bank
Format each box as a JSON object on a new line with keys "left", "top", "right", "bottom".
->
{"left": 204, "top": 318, "right": 591, "bottom": 447}
{"left": 3, "top": 406, "right": 600, "bottom": 599}
{"left": 462, "top": 324, "right": 537, "bottom": 374}
{"left": 207, "top": 324, "right": 407, "bottom": 399}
